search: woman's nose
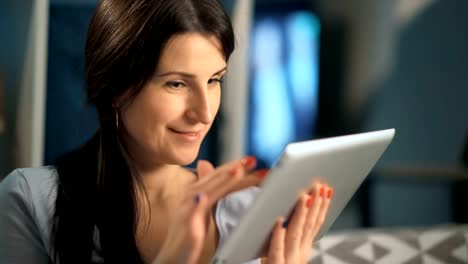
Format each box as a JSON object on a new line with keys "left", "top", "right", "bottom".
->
{"left": 186, "top": 91, "right": 212, "bottom": 124}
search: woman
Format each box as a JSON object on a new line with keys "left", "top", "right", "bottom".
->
{"left": 0, "top": 0, "right": 332, "bottom": 263}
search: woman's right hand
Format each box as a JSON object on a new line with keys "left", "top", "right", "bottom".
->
{"left": 152, "top": 157, "right": 267, "bottom": 264}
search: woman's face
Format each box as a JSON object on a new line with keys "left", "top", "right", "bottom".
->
{"left": 120, "top": 33, "right": 227, "bottom": 167}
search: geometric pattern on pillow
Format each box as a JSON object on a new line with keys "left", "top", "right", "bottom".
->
{"left": 309, "top": 225, "right": 468, "bottom": 264}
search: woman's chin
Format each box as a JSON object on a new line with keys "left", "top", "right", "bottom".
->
{"left": 172, "top": 150, "right": 199, "bottom": 166}
{"left": 178, "top": 158, "right": 197, "bottom": 166}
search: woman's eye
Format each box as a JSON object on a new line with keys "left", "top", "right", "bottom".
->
{"left": 208, "top": 78, "right": 223, "bottom": 85}
{"left": 166, "top": 81, "right": 185, "bottom": 89}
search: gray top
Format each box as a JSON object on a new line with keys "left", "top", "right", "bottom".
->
{"left": 0, "top": 167, "right": 260, "bottom": 264}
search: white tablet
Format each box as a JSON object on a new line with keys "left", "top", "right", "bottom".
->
{"left": 211, "top": 129, "right": 395, "bottom": 264}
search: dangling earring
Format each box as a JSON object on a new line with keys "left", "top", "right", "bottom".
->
{"left": 115, "top": 111, "right": 119, "bottom": 129}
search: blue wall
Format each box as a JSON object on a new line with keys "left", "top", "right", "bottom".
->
{"left": 0, "top": 2, "right": 32, "bottom": 176}
{"left": 45, "top": 5, "right": 98, "bottom": 164}
{"left": 365, "top": 0, "right": 468, "bottom": 227}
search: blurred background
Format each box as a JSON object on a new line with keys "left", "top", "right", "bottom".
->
{"left": 0, "top": 0, "right": 467, "bottom": 235}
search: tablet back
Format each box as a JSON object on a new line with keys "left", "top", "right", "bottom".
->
{"left": 212, "top": 129, "right": 395, "bottom": 264}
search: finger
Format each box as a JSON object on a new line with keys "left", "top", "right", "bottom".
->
{"left": 195, "top": 156, "right": 257, "bottom": 186}
{"left": 194, "top": 160, "right": 267, "bottom": 206}
{"left": 268, "top": 217, "right": 286, "bottom": 264}
{"left": 213, "top": 168, "right": 269, "bottom": 194}
{"left": 306, "top": 185, "right": 332, "bottom": 245}
{"left": 188, "top": 193, "right": 209, "bottom": 264}
{"left": 203, "top": 167, "right": 266, "bottom": 207}
{"left": 190, "top": 193, "right": 209, "bottom": 241}
{"left": 194, "top": 158, "right": 243, "bottom": 187}
{"left": 302, "top": 183, "right": 323, "bottom": 246}
{"left": 240, "top": 156, "right": 257, "bottom": 171}
{"left": 193, "top": 164, "right": 242, "bottom": 208}
{"left": 284, "top": 193, "right": 309, "bottom": 259}
{"left": 311, "top": 185, "right": 332, "bottom": 237}
{"left": 196, "top": 160, "right": 215, "bottom": 178}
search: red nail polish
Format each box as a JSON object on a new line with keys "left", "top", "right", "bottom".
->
{"left": 244, "top": 156, "right": 257, "bottom": 169}
{"left": 255, "top": 169, "right": 269, "bottom": 178}
{"left": 306, "top": 195, "right": 315, "bottom": 207}
{"left": 327, "top": 188, "right": 334, "bottom": 199}
{"left": 320, "top": 187, "right": 325, "bottom": 197}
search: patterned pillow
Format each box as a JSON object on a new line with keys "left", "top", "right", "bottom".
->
{"left": 309, "top": 224, "right": 468, "bottom": 264}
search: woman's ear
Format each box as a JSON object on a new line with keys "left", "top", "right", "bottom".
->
{"left": 112, "top": 86, "right": 139, "bottom": 111}
{"left": 112, "top": 97, "right": 123, "bottom": 110}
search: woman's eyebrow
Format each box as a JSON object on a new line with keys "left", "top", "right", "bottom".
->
{"left": 155, "top": 66, "right": 227, "bottom": 79}
{"left": 213, "top": 66, "right": 228, "bottom": 76}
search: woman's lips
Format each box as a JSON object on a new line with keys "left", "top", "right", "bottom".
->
{"left": 169, "top": 128, "right": 202, "bottom": 142}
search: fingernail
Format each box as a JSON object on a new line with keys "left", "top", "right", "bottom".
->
{"left": 282, "top": 220, "right": 288, "bottom": 229}
{"left": 255, "top": 169, "right": 269, "bottom": 178}
{"left": 320, "top": 186, "right": 325, "bottom": 197}
{"left": 241, "top": 156, "right": 257, "bottom": 169}
{"left": 194, "top": 193, "right": 201, "bottom": 203}
{"left": 327, "top": 188, "right": 334, "bottom": 199}
{"left": 306, "top": 195, "right": 315, "bottom": 207}
{"left": 229, "top": 167, "right": 239, "bottom": 176}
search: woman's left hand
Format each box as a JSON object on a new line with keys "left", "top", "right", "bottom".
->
{"left": 265, "top": 183, "right": 333, "bottom": 264}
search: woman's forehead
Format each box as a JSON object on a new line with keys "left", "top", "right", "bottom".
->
{"left": 156, "top": 33, "right": 226, "bottom": 75}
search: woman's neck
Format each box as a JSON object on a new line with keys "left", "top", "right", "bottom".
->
{"left": 135, "top": 163, "right": 196, "bottom": 207}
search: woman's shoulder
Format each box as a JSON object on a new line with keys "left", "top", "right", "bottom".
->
{"left": 1, "top": 166, "right": 59, "bottom": 222}
{"left": 0, "top": 166, "right": 59, "bottom": 254}
{"left": 1, "top": 166, "right": 59, "bottom": 200}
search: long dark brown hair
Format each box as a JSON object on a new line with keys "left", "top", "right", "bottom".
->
{"left": 52, "top": 0, "right": 235, "bottom": 263}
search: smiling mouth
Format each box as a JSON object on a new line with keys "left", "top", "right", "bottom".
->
{"left": 169, "top": 128, "right": 203, "bottom": 142}
{"left": 170, "top": 129, "right": 201, "bottom": 134}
